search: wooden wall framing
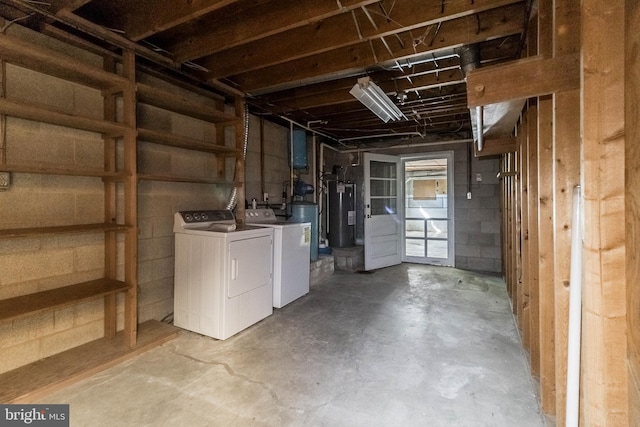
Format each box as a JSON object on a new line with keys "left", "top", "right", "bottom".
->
{"left": 495, "top": 0, "right": 633, "bottom": 424}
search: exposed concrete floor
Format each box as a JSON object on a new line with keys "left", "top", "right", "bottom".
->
{"left": 43, "top": 264, "right": 546, "bottom": 426}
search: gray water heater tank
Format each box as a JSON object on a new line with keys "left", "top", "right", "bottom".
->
{"left": 327, "top": 181, "right": 355, "bottom": 248}
{"left": 288, "top": 201, "right": 318, "bottom": 261}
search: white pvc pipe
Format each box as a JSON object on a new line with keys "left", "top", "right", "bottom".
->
{"left": 566, "top": 185, "right": 582, "bottom": 427}
{"left": 476, "top": 105, "right": 484, "bottom": 152}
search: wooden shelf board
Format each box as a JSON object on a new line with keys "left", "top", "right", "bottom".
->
{"left": 0, "top": 32, "right": 129, "bottom": 90}
{"left": 0, "top": 98, "right": 131, "bottom": 136}
{"left": 0, "top": 278, "right": 130, "bottom": 322}
{"left": 0, "top": 320, "right": 180, "bottom": 403}
{"left": 137, "top": 83, "right": 238, "bottom": 124}
{"left": 0, "top": 223, "right": 130, "bottom": 239}
{"left": 0, "top": 163, "right": 129, "bottom": 179}
{"left": 138, "top": 127, "right": 240, "bottom": 154}
{"left": 137, "top": 173, "right": 239, "bottom": 186}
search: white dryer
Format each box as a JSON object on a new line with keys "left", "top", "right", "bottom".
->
{"left": 246, "top": 208, "right": 311, "bottom": 308}
{"left": 173, "top": 210, "right": 274, "bottom": 340}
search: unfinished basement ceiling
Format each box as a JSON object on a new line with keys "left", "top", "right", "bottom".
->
{"left": 0, "top": 0, "right": 529, "bottom": 147}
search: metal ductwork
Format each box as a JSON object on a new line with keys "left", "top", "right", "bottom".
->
{"left": 458, "top": 44, "right": 484, "bottom": 152}
{"left": 457, "top": 44, "right": 481, "bottom": 77}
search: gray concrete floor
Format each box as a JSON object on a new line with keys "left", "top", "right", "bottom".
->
{"left": 43, "top": 264, "right": 546, "bottom": 426}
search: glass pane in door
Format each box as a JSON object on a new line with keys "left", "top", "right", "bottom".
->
{"left": 402, "top": 153, "right": 454, "bottom": 266}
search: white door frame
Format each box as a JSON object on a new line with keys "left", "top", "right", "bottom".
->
{"left": 401, "top": 151, "right": 455, "bottom": 266}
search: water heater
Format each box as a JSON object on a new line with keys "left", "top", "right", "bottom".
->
{"left": 327, "top": 181, "right": 355, "bottom": 248}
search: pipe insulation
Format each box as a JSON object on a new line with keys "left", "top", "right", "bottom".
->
{"left": 225, "top": 102, "right": 250, "bottom": 210}
{"left": 566, "top": 185, "right": 583, "bottom": 427}
{"left": 476, "top": 105, "right": 484, "bottom": 152}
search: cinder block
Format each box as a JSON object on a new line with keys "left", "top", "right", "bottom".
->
{"left": 75, "top": 194, "right": 104, "bottom": 223}
{"left": 0, "top": 340, "right": 41, "bottom": 374}
{"left": 464, "top": 256, "right": 495, "bottom": 272}
{"left": 40, "top": 320, "right": 103, "bottom": 359}
{"left": 0, "top": 248, "right": 74, "bottom": 286}
{"left": 152, "top": 216, "right": 174, "bottom": 238}
{"left": 172, "top": 115, "right": 206, "bottom": 140}
{"left": 481, "top": 246, "right": 502, "bottom": 260}
{"left": 138, "top": 194, "right": 174, "bottom": 217}
{"left": 73, "top": 299, "right": 104, "bottom": 326}
{"left": 138, "top": 148, "right": 172, "bottom": 175}
{"left": 73, "top": 244, "right": 104, "bottom": 272}
{"left": 151, "top": 257, "right": 174, "bottom": 281}
{"left": 455, "top": 245, "right": 481, "bottom": 258}
{"left": 74, "top": 137, "right": 104, "bottom": 169}
{"left": 480, "top": 220, "right": 500, "bottom": 234}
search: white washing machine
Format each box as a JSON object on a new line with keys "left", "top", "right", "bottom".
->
{"left": 246, "top": 208, "right": 311, "bottom": 308}
{"left": 173, "top": 209, "right": 274, "bottom": 340}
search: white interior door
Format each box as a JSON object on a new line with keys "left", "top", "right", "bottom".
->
{"left": 364, "top": 152, "right": 402, "bottom": 270}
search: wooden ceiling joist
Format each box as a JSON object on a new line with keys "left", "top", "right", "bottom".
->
{"left": 167, "top": 0, "right": 383, "bottom": 63}
{"left": 200, "top": 0, "right": 523, "bottom": 79}
{"left": 234, "top": 3, "right": 525, "bottom": 93}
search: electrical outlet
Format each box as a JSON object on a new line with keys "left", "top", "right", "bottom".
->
{"left": 0, "top": 172, "right": 10, "bottom": 190}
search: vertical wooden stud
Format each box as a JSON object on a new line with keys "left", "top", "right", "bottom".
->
{"left": 537, "top": 0, "right": 556, "bottom": 414}
{"left": 122, "top": 50, "right": 138, "bottom": 348}
{"left": 527, "top": 103, "right": 541, "bottom": 377}
{"left": 626, "top": 2, "right": 640, "bottom": 425}
{"left": 582, "top": 0, "right": 628, "bottom": 423}
{"left": 520, "top": 112, "right": 531, "bottom": 351}
{"left": 102, "top": 56, "right": 118, "bottom": 339}
{"left": 552, "top": 0, "right": 581, "bottom": 422}
{"left": 537, "top": 94, "right": 555, "bottom": 414}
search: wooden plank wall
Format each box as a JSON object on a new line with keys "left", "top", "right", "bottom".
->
{"left": 626, "top": 0, "right": 640, "bottom": 425}
{"left": 500, "top": 0, "right": 633, "bottom": 424}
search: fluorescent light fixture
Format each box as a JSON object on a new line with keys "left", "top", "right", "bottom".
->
{"left": 349, "top": 77, "right": 406, "bottom": 123}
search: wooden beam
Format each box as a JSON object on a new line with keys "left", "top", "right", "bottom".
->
{"left": 170, "top": 0, "right": 383, "bottom": 62}
{"left": 582, "top": 0, "right": 628, "bottom": 424}
{"left": 4, "top": 0, "right": 177, "bottom": 69}
{"left": 270, "top": 69, "right": 464, "bottom": 112}
{"left": 49, "top": 0, "right": 93, "bottom": 13}
{"left": 466, "top": 54, "right": 579, "bottom": 108}
{"left": 234, "top": 4, "right": 524, "bottom": 93}
{"left": 475, "top": 137, "right": 516, "bottom": 156}
{"left": 627, "top": 2, "right": 640, "bottom": 426}
{"left": 121, "top": 0, "right": 243, "bottom": 41}
{"left": 200, "top": 0, "right": 523, "bottom": 78}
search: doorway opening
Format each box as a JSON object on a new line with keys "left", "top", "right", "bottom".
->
{"left": 402, "top": 152, "right": 455, "bottom": 266}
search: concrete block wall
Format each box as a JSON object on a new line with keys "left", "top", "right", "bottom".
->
{"left": 454, "top": 151, "right": 502, "bottom": 273}
{"left": 244, "top": 116, "right": 290, "bottom": 208}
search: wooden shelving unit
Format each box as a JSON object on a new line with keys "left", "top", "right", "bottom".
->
{"left": 0, "top": 223, "right": 130, "bottom": 238}
{"left": 0, "top": 27, "right": 247, "bottom": 401}
{"left": 136, "top": 78, "right": 244, "bottom": 189}
{"left": 0, "top": 31, "right": 178, "bottom": 402}
{"left": 0, "top": 279, "right": 129, "bottom": 323}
